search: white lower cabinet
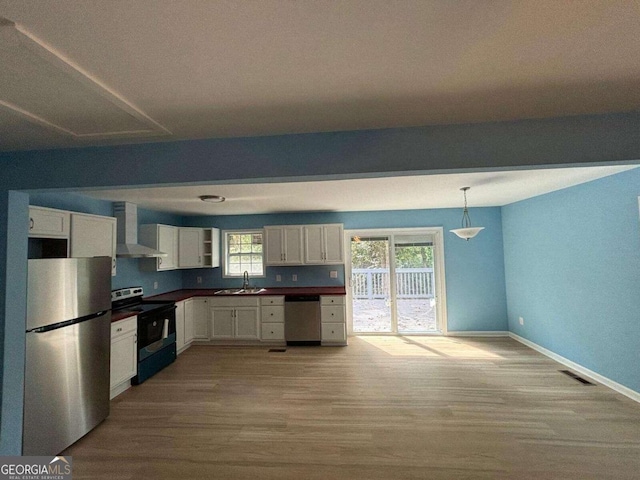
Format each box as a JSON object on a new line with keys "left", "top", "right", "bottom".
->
{"left": 176, "top": 299, "right": 195, "bottom": 354}
{"left": 184, "top": 299, "right": 195, "bottom": 344}
{"left": 210, "top": 297, "right": 260, "bottom": 340}
{"left": 210, "top": 307, "right": 234, "bottom": 339}
{"left": 321, "top": 323, "right": 346, "bottom": 343}
{"left": 321, "top": 296, "right": 347, "bottom": 345}
{"left": 192, "top": 297, "right": 210, "bottom": 340}
{"left": 261, "top": 323, "right": 285, "bottom": 340}
{"left": 110, "top": 316, "right": 137, "bottom": 399}
{"left": 260, "top": 296, "right": 284, "bottom": 341}
{"left": 176, "top": 294, "right": 345, "bottom": 346}
{"left": 175, "top": 300, "right": 185, "bottom": 352}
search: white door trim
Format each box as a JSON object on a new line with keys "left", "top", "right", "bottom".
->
{"left": 344, "top": 227, "right": 448, "bottom": 336}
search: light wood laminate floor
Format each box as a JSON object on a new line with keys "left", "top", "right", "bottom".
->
{"left": 65, "top": 336, "right": 640, "bottom": 479}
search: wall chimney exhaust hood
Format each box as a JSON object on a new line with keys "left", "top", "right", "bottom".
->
{"left": 113, "top": 202, "right": 167, "bottom": 258}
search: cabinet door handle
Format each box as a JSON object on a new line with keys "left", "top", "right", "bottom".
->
{"left": 29, "top": 218, "right": 34, "bottom": 230}
{"left": 159, "top": 257, "right": 163, "bottom": 265}
{"left": 270, "top": 313, "right": 274, "bottom": 316}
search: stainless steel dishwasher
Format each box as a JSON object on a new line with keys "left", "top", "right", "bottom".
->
{"left": 285, "top": 295, "right": 321, "bottom": 346}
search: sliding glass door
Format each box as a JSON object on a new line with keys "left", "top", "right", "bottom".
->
{"left": 394, "top": 234, "right": 437, "bottom": 333}
{"left": 351, "top": 236, "right": 393, "bottom": 333}
{"left": 348, "top": 229, "right": 444, "bottom": 334}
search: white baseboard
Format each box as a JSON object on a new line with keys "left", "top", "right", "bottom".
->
{"left": 447, "top": 331, "right": 510, "bottom": 337}
{"left": 509, "top": 332, "right": 640, "bottom": 404}
{"left": 109, "top": 380, "right": 131, "bottom": 400}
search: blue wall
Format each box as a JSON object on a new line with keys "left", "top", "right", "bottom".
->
{"left": 185, "top": 208, "right": 508, "bottom": 333}
{"left": 28, "top": 193, "right": 184, "bottom": 295}
{"left": 502, "top": 167, "right": 640, "bottom": 393}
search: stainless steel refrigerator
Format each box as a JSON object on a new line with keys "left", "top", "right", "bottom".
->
{"left": 23, "top": 257, "right": 112, "bottom": 455}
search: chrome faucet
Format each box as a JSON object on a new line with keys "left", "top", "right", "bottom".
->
{"left": 242, "top": 270, "right": 250, "bottom": 290}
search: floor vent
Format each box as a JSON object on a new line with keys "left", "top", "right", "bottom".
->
{"left": 560, "top": 370, "right": 596, "bottom": 385}
{"left": 268, "top": 348, "right": 286, "bottom": 353}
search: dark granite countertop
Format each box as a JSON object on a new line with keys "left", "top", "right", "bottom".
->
{"left": 145, "top": 286, "right": 346, "bottom": 302}
{"left": 112, "top": 287, "right": 345, "bottom": 322}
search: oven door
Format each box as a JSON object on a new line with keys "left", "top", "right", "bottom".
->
{"left": 138, "top": 305, "right": 176, "bottom": 361}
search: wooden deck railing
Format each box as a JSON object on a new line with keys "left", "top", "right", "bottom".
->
{"left": 352, "top": 268, "right": 434, "bottom": 299}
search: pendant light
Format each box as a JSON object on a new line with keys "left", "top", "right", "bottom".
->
{"left": 450, "top": 187, "right": 484, "bottom": 241}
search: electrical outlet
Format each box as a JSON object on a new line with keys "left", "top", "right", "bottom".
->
{"left": 330, "top": 270, "right": 338, "bottom": 278}
{"left": 153, "top": 281, "right": 158, "bottom": 290}
{"left": 519, "top": 316, "right": 524, "bottom": 325}
{"left": 197, "top": 276, "right": 202, "bottom": 284}
{"left": 276, "top": 274, "right": 282, "bottom": 282}
{"left": 292, "top": 274, "right": 298, "bottom": 282}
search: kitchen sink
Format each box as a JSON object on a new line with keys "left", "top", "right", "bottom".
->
{"left": 237, "top": 288, "right": 266, "bottom": 294}
{"left": 213, "top": 288, "right": 266, "bottom": 295}
{"left": 214, "top": 288, "right": 244, "bottom": 295}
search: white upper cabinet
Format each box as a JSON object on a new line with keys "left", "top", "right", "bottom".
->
{"left": 323, "top": 224, "right": 344, "bottom": 263}
{"left": 265, "top": 227, "right": 284, "bottom": 265}
{"left": 142, "top": 225, "right": 219, "bottom": 270}
{"left": 70, "top": 212, "right": 117, "bottom": 275}
{"left": 264, "top": 226, "right": 303, "bottom": 265}
{"left": 303, "top": 225, "right": 324, "bottom": 264}
{"left": 28, "top": 206, "right": 70, "bottom": 238}
{"left": 178, "top": 227, "right": 204, "bottom": 268}
{"left": 140, "top": 224, "right": 179, "bottom": 271}
{"left": 304, "top": 224, "right": 344, "bottom": 264}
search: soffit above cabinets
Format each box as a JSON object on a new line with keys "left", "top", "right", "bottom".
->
{"left": 0, "top": 18, "right": 170, "bottom": 147}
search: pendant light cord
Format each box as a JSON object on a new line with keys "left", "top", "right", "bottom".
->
{"left": 461, "top": 188, "right": 471, "bottom": 228}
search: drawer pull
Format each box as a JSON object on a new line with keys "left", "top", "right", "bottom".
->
{"left": 331, "top": 313, "right": 334, "bottom": 316}
{"left": 29, "top": 218, "right": 34, "bottom": 230}
{"left": 331, "top": 330, "right": 335, "bottom": 334}
{"left": 116, "top": 328, "right": 122, "bottom": 332}
{"left": 270, "top": 313, "right": 274, "bottom": 316}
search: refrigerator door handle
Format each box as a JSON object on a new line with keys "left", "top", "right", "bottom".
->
{"left": 27, "top": 310, "right": 109, "bottom": 334}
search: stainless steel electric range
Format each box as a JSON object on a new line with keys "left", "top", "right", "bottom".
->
{"left": 111, "top": 287, "right": 177, "bottom": 384}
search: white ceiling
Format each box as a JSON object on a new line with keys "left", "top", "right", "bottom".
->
{"left": 79, "top": 165, "right": 637, "bottom": 215}
{"left": 1, "top": 1, "right": 639, "bottom": 151}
